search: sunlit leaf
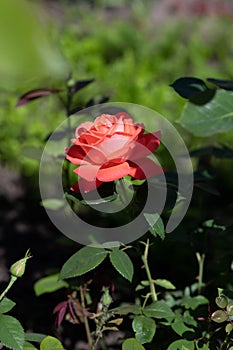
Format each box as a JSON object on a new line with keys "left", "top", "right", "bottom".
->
{"left": 132, "top": 316, "right": 156, "bottom": 344}
{"left": 40, "top": 199, "right": 64, "bottom": 210}
{"left": 167, "top": 339, "right": 195, "bottom": 350}
{"left": 179, "top": 89, "right": 233, "bottom": 136}
{"left": 34, "top": 274, "right": 68, "bottom": 296}
{"left": 182, "top": 295, "right": 208, "bottom": 310}
{"left": 144, "top": 213, "right": 165, "bottom": 240}
{"left": 23, "top": 341, "right": 37, "bottom": 350}
{"left": 0, "top": 298, "right": 16, "bottom": 314}
{"left": 40, "top": 336, "right": 63, "bottom": 350}
{"left": 24, "top": 333, "right": 46, "bottom": 343}
{"left": 122, "top": 338, "right": 145, "bottom": 350}
{"left": 143, "top": 301, "right": 175, "bottom": 321}
{"left": 154, "top": 279, "right": 176, "bottom": 290}
{"left": 0, "top": 314, "right": 24, "bottom": 350}
{"left": 60, "top": 246, "right": 107, "bottom": 279}
{"left": 109, "top": 249, "right": 133, "bottom": 282}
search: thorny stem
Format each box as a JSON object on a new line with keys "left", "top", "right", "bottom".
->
{"left": 141, "top": 239, "right": 158, "bottom": 302}
{"left": 0, "top": 275, "right": 17, "bottom": 302}
{"left": 80, "top": 286, "right": 92, "bottom": 348}
{"left": 196, "top": 252, "right": 205, "bottom": 295}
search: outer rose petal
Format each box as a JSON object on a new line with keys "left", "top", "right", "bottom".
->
{"left": 128, "top": 158, "right": 164, "bottom": 180}
{"left": 71, "top": 178, "right": 102, "bottom": 193}
{"left": 74, "top": 164, "right": 100, "bottom": 181}
{"left": 66, "top": 145, "right": 89, "bottom": 165}
{"left": 138, "top": 131, "right": 161, "bottom": 152}
{"left": 97, "top": 162, "right": 130, "bottom": 182}
{"left": 127, "top": 131, "right": 161, "bottom": 161}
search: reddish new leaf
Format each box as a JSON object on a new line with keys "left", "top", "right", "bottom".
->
{"left": 16, "top": 88, "right": 62, "bottom": 107}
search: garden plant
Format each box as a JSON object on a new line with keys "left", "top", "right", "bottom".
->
{"left": 0, "top": 1, "right": 233, "bottom": 350}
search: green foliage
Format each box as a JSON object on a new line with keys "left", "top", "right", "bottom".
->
{"left": 181, "top": 295, "right": 208, "bottom": 310}
{"left": 23, "top": 342, "right": 37, "bottom": 350}
{"left": 180, "top": 89, "right": 233, "bottom": 136}
{"left": 34, "top": 274, "right": 68, "bottom": 296}
{"left": 109, "top": 248, "right": 134, "bottom": 282}
{"left": 60, "top": 246, "right": 108, "bottom": 279}
{"left": 132, "top": 315, "right": 156, "bottom": 344}
{"left": 0, "top": 298, "right": 16, "bottom": 313}
{"left": 144, "top": 213, "right": 165, "bottom": 240}
{"left": 0, "top": 314, "right": 24, "bottom": 350}
{"left": 167, "top": 339, "right": 195, "bottom": 350}
{"left": 122, "top": 338, "right": 145, "bottom": 350}
{"left": 143, "top": 301, "right": 175, "bottom": 321}
{"left": 40, "top": 336, "right": 64, "bottom": 350}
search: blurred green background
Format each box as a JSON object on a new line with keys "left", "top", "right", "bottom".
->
{"left": 1, "top": 0, "right": 233, "bottom": 176}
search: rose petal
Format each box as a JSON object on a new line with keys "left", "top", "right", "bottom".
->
{"left": 97, "top": 162, "right": 130, "bottom": 182}
{"left": 128, "top": 158, "right": 164, "bottom": 180}
{"left": 71, "top": 179, "right": 102, "bottom": 193}
{"left": 66, "top": 145, "right": 89, "bottom": 165}
{"left": 74, "top": 164, "right": 100, "bottom": 181}
{"left": 129, "top": 131, "right": 161, "bottom": 160}
{"left": 75, "top": 121, "right": 93, "bottom": 137}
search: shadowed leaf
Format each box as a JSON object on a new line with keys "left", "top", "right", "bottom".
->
{"left": 16, "top": 88, "right": 61, "bottom": 107}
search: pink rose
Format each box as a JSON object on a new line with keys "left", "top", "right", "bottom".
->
{"left": 66, "top": 112, "right": 163, "bottom": 193}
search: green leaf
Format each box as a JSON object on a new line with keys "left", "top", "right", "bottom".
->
{"left": 23, "top": 341, "right": 37, "bottom": 350}
{"left": 144, "top": 213, "right": 165, "bottom": 240}
{"left": 167, "top": 339, "right": 195, "bottom": 350}
{"left": 60, "top": 246, "right": 108, "bottom": 279}
{"left": 179, "top": 89, "right": 233, "bottom": 136}
{"left": 34, "top": 274, "right": 68, "bottom": 296}
{"left": 122, "top": 338, "right": 145, "bottom": 350}
{"left": 109, "top": 249, "right": 134, "bottom": 282}
{"left": 182, "top": 296, "right": 208, "bottom": 310}
{"left": 24, "top": 334, "right": 46, "bottom": 343}
{"left": 132, "top": 316, "right": 156, "bottom": 344}
{"left": 110, "top": 304, "right": 140, "bottom": 315}
{"left": 40, "top": 199, "right": 64, "bottom": 210}
{"left": 143, "top": 301, "right": 175, "bottom": 321}
{"left": 196, "top": 344, "right": 210, "bottom": 350}
{"left": 0, "top": 314, "right": 24, "bottom": 350}
{"left": 171, "top": 317, "right": 195, "bottom": 336}
{"left": 0, "top": 297, "right": 16, "bottom": 313}
{"left": 154, "top": 279, "right": 176, "bottom": 290}
{"left": 211, "top": 310, "right": 228, "bottom": 323}
{"left": 40, "top": 336, "right": 63, "bottom": 350}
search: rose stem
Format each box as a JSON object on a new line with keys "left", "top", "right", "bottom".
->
{"left": 0, "top": 275, "right": 17, "bottom": 302}
{"left": 141, "top": 239, "right": 158, "bottom": 302}
{"left": 80, "top": 286, "right": 92, "bottom": 347}
{"left": 196, "top": 252, "right": 205, "bottom": 295}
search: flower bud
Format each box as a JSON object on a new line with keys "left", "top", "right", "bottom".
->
{"left": 10, "top": 250, "right": 31, "bottom": 278}
{"left": 225, "top": 323, "right": 233, "bottom": 334}
{"left": 101, "top": 288, "right": 112, "bottom": 307}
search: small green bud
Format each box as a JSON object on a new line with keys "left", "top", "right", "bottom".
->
{"left": 10, "top": 250, "right": 32, "bottom": 278}
{"left": 101, "top": 288, "right": 112, "bottom": 307}
{"left": 225, "top": 323, "right": 233, "bottom": 334}
{"left": 67, "top": 79, "right": 75, "bottom": 88}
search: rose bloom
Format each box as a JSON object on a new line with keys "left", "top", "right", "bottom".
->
{"left": 66, "top": 112, "right": 163, "bottom": 193}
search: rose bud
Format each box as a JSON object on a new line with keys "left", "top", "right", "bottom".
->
{"left": 10, "top": 249, "right": 32, "bottom": 278}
